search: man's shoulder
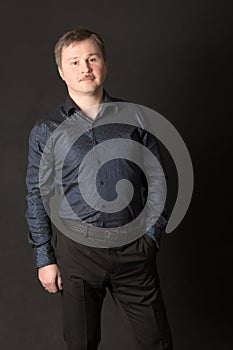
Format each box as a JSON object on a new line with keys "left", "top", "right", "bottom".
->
{"left": 29, "top": 102, "right": 68, "bottom": 144}
{"left": 36, "top": 103, "right": 67, "bottom": 129}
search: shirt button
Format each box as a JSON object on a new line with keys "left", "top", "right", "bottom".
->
{"left": 100, "top": 181, "right": 104, "bottom": 185}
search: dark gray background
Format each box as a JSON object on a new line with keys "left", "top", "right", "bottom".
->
{"left": 0, "top": 0, "right": 232, "bottom": 349}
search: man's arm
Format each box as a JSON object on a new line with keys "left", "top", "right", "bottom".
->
{"left": 25, "top": 122, "right": 62, "bottom": 293}
{"left": 140, "top": 129, "right": 168, "bottom": 249}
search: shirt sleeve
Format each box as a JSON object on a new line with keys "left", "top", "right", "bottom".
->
{"left": 25, "top": 123, "right": 56, "bottom": 268}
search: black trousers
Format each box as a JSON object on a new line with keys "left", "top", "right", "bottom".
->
{"left": 55, "top": 230, "right": 173, "bottom": 350}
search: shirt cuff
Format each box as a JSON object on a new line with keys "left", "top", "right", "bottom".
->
{"left": 33, "top": 243, "right": 57, "bottom": 268}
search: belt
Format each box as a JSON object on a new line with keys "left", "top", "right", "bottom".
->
{"left": 61, "top": 218, "right": 128, "bottom": 245}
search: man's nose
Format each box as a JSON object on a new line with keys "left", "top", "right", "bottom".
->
{"left": 80, "top": 60, "right": 91, "bottom": 73}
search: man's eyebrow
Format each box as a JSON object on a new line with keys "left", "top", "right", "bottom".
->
{"left": 67, "top": 53, "right": 100, "bottom": 61}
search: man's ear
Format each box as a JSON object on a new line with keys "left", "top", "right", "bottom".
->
{"left": 58, "top": 66, "right": 64, "bottom": 80}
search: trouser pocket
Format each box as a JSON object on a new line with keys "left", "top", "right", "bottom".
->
{"left": 143, "top": 233, "right": 159, "bottom": 251}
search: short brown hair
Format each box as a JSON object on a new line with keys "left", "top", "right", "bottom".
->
{"left": 54, "top": 28, "right": 107, "bottom": 67}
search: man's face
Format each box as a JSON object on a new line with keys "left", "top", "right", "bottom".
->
{"left": 58, "top": 39, "right": 107, "bottom": 98}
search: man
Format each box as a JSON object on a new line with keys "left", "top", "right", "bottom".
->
{"left": 25, "top": 28, "right": 173, "bottom": 349}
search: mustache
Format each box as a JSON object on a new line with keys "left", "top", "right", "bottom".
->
{"left": 80, "top": 74, "right": 95, "bottom": 81}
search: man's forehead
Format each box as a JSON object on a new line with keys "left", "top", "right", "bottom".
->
{"left": 63, "top": 39, "right": 100, "bottom": 55}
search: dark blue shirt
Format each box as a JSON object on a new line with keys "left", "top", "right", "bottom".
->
{"left": 25, "top": 92, "right": 168, "bottom": 267}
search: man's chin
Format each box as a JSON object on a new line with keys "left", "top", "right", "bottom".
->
{"left": 81, "top": 86, "right": 102, "bottom": 95}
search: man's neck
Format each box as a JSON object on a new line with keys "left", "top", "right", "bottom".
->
{"left": 68, "top": 89, "right": 104, "bottom": 120}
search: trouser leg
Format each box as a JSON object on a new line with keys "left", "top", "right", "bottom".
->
{"left": 55, "top": 231, "right": 107, "bottom": 350}
{"left": 61, "top": 274, "right": 106, "bottom": 350}
{"left": 109, "top": 234, "right": 173, "bottom": 350}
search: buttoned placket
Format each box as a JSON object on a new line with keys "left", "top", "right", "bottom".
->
{"left": 71, "top": 108, "right": 106, "bottom": 201}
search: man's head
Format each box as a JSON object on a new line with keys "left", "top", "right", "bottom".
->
{"left": 54, "top": 28, "right": 107, "bottom": 68}
{"left": 54, "top": 28, "right": 108, "bottom": 99}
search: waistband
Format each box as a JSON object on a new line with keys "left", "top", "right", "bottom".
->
{"left": 60, "top": 218, "right": 141, "bottom": 248}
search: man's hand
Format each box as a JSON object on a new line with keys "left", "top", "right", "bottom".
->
{"left": 38, "top": 264, "right": 63, "bottom": 293}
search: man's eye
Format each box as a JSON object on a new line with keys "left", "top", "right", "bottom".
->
{"left": 72, "top": 61, "right": 78, "bottom": 65}
{"left": 89, "top": 57, "right": 97, "bottom": 62}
